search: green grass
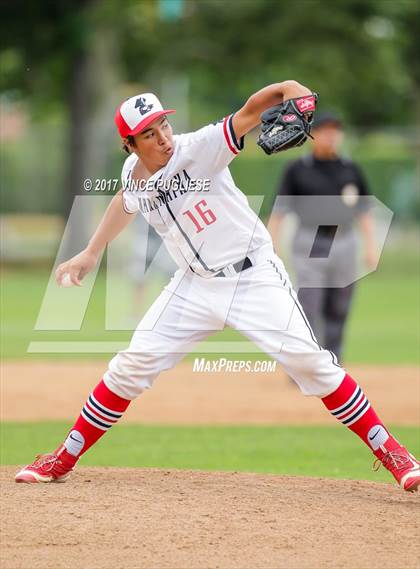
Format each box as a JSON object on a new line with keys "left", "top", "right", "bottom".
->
{"left": 1, "top": 423, "right": 419, "bottom": 483}
{"left": 1, "top": 246, "right": 419, "bottom": 363}
{"left": 344, "top": 273, "right": 419, "bottom": 363}
{"left": 0, "top": 266, "right": 131, "bottom": 360}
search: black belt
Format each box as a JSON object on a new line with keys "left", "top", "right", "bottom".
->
{"left": 215, "top": 256, "right": 253, "bottom": 277}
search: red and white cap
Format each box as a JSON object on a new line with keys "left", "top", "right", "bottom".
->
{"left": 114, "top": 93, "right": 176, "bottom": 138}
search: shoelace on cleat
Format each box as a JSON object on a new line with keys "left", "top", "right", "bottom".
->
{"left": 373, "top": 451, "right": 411, "bottom": 473}
{"left": 32, "top": 454, "right": 60, "bottom": 473}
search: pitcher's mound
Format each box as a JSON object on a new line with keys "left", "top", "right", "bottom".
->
{"left": 1, "top": 466, "right": 418, "bottom": 569}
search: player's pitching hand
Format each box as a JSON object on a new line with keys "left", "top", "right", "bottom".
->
{"left": 55, "top": 249, "right": 99, "bottom": 287}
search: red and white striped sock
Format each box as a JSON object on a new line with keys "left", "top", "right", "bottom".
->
{"left": 57, "top": 379, "right": 131, "bottom": 462}
{"left": 322, "top": 373, "right": 399, "bottom": 457}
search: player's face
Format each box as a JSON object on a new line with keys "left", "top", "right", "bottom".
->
{"left": 132, "top": 116, "right": 174, "bottom": 169}
{"left": 312, "top": 123, "right": 343, "bottom": 156}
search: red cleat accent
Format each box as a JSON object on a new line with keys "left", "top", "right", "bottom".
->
{"left": 15, "top": 446, "right": 77, "bottom": 484}
{"left": 374, "top": 446, "right": 420, "bottom": 492}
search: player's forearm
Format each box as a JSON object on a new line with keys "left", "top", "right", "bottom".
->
{"left": 233, "top": 81, "right": 312, "bottom": 137}
{"left": 86, "top": 191, "right": 135, "bottom": 257}
{"left": 249, "top": 81, "right": 311, "bottom": 114}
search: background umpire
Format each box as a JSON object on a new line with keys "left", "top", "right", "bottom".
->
{"left": 268, "top": 111, "right": 378, "bottom": 363}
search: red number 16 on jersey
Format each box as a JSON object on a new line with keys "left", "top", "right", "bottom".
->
{"left": 182, "top": 199, "right": 217, "bottom": 233}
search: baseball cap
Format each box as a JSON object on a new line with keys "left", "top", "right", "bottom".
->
{"left": 114, "top": 93, "right": 176, "bottom": 138}
{"left": 312, "top": 110, "right": 343, "bottom": 129}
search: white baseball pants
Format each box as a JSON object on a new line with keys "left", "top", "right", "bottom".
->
{"left": 104, "top": 244, "right": 345, "bottom": 400}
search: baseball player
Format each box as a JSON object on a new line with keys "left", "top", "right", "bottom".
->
{"left": 15, "top": 82, "right": 419, "bottom": 492}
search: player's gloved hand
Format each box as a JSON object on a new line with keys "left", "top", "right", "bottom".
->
{"left": 257, "top": 92, "right": 318, "bottom": 155}
{"left": 55, "top": 249, "right": 99, "bottom": 287}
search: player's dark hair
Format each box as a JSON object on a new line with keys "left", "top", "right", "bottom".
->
{"left": 123, "top": 135, "right": 136, "bottom": 154}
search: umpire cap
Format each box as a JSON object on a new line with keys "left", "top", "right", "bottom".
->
{"left": 312, "top": 110, "right": 343, "bottom": 129}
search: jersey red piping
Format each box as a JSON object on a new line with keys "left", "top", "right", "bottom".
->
{"left": 223, "top": 116, "right": 238, "bottom": 155}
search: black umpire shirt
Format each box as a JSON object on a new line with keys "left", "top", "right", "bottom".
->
{"left": 274, "top": 155, "right": 371, "bottom": 238}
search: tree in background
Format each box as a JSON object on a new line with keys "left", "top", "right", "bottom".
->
{"left": 1, "top": 0, "right": 418, "bottom": 215}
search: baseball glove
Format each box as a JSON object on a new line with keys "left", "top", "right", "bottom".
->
{"left": 257, "top": 93, "right": 318, "bottom": 155}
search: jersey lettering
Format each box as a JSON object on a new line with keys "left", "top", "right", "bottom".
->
{"left": 182, "top": 200, "right": 217, "bottom": 233}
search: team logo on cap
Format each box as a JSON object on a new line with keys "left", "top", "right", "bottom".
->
{"left": 135, "top": 97, "right": 154, "bottom": 115}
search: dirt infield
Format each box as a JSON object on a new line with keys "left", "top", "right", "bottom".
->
{"left": 2, "top": 364, "right": 419, "bottom": 569}
{"left": 1, "top": 466, "right": 419, "bottom": 569}
{"left": 1, "top": 361, "right": 419, "bottom": 424}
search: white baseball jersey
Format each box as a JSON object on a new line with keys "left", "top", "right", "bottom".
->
{"left": 104, "top": 115, "right": 345, "bottom": 404}
{"left": 121, "top": 115, "right": 272, "bottom": 278}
